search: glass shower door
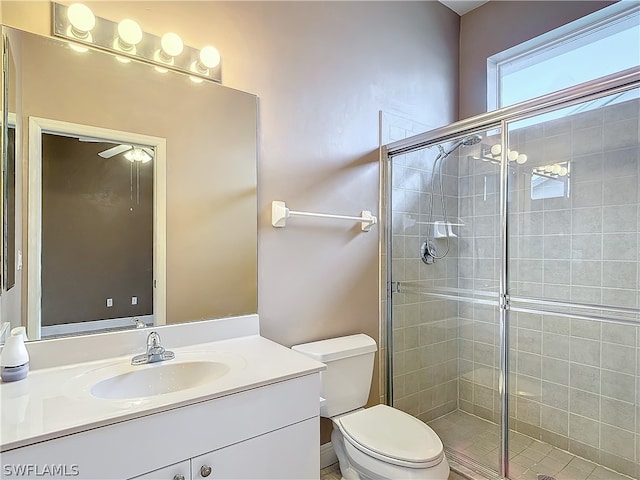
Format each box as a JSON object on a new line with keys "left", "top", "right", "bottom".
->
{"left": 389, "top": 127, "right": 504, "bottom": 475}
{"left": 505, "top": 88, "right": 640, "bottom": 480}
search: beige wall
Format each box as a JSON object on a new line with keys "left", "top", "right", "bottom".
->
{"left": 4, "top": 1, "right": 460, "bottom": 440}
{"left": 459, "top": 0, "right": 615, "bottom": 119}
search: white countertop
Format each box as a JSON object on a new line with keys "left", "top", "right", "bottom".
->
{"left": 1, "top": 333, "right": 325, "bottom": 451}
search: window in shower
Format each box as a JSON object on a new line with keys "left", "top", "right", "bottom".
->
{"left": 487, "top": 2, "right": 640, "bottom": 110}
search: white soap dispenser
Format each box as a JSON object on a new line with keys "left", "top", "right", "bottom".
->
{"left": 1, "top": 327, "right": 30, "bottom": 382}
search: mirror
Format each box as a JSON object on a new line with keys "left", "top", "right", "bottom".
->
{"left": 1, "top": 26, "right": 258, "bottom": 341}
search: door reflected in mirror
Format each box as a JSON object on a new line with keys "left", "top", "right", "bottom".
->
{"left": 34, "top": 124, "right": 163, "bottom": 339}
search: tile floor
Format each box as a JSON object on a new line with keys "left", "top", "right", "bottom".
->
{"left": 320, "top": 462, "right": 465, "bottom": 480}
{"left": 428, "top": 410, "right": 633, "bottom": 480}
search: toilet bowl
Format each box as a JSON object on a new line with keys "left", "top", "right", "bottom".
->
{"left": 332, "top": 404, "right": 450, "bottom": 480}
{"left": 292, "top": 334, "right": 449, "bottom": 480}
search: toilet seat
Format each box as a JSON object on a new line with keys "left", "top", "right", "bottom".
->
{"left": 336, "top": 404, "right": 444, "bottom": 469}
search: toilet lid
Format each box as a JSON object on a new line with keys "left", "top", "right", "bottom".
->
{"left": 337, "top": 405, "right": 443, "bottom": 467}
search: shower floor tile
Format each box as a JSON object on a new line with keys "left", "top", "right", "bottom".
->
{"left": 428, "top": 410, "right": 634, "bottom": 480}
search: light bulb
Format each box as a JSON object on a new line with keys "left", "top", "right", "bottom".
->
{"left": 199, "top": 46, "right": 220, "bottom": 69}
{"left": 124, "top": 148, "right": 152, "bottom": 163}
{"left": 113, "top": 19, "right": 142, "bottom": 63}
{"left": 552, "top": 164, "right": 562, "bottom": 174}
{"left": 154, "top": 33, "right": 183, "bottom": 66}
{"left": 67, "top": 3, "right": 95, "bottom": 37}
{"left": 190, "top": 45, "right": 221, "bottom": 77}
{"left": 161, "top": 32, "right": 183, "bottom": 57}
{"left": 508, "top": 150, "right": 519, "bottom": 162}
{"left": 490, "top": 144, "right": 501, "bottom": 156}
{"left": 544, "top": 165, "right": 554, "bottom": 173}
{"left": 516, "top": 153, "right": 527, "bottom": 165}
{"left": 559, "top": 166, "right": 568, "bottom": 176}
{"left": 115, "top": 19, "right": 142, "bottom": 55}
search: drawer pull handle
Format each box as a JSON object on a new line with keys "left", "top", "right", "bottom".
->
{"left": 173, "top": 475, "right": 185, "bottom": 480}
{"left": 200, "top": 465, "right": 212, "bottom": 478}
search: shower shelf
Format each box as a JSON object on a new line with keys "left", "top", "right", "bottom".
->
{"left": 271, "top": 200, "right": 377, "bottom": 232}
{"left": 433, "top": 221, "right": 457, "bottom": 238}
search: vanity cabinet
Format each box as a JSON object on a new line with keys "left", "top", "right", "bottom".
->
{"left": 1, "top": 374, "right": 320, "bottom": 480}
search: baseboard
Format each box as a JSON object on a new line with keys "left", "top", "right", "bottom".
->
{"left": 320, "top": 442, "right": 338, "bottom": 469}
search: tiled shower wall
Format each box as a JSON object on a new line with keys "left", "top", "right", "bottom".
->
{"left": 387, "top": 112, "right": 460, "bottom": 424}
{"left": 458, "top": 98, "right": 640, "bottom": 477}
{"left": 456, "top": 132, "right": 502, "bottom": 426}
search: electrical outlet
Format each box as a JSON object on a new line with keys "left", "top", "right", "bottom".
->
{"left": 106, "top": 298, "right": 113, "bottom": 307}
{"left": 131, "top": 296, "right": 138, "bottom": 305}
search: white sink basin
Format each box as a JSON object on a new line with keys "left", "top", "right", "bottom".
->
{"left": 90, "top": 360, "right": 230, "bottom": 400}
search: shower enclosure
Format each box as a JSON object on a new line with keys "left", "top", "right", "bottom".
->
{"left": 383, "top": 68, "right": 640, "bottom": 480}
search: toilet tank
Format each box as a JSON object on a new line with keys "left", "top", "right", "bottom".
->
{"left": 292, "top": 334, "right": 377, "bottom": 418}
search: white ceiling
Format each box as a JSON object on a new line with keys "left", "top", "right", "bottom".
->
{"left": 438, "top": 0, "right": 489, "bottom": 16}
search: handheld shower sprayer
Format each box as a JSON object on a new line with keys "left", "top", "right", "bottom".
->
{"left": 421, "top": 134, "right": 482, "bottom": 265}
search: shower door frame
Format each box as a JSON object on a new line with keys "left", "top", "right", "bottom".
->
{"left": 383, "top": 66, "right": 640, "bottom": 479}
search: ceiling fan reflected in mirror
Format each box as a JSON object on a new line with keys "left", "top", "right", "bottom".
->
{"left": 98, "top": 144, "right": 154, "bottom": 163}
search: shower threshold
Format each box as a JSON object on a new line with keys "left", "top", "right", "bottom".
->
{"left": 428, "top": 410, "right": 633, "bottom": 480}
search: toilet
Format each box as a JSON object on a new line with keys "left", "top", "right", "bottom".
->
{"left": 292, "top": 334, "right": 450, "bottom": 480}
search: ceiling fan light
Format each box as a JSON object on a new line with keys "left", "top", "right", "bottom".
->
{"left": 124, "top": 147, "right": 153, "bottom": 163}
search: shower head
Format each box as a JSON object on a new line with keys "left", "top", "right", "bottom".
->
{"left": 442, "top": 134, "right": 482, "bottom": 157}
{"left": 462, "top": 134, "right": 482, "bottom": 146}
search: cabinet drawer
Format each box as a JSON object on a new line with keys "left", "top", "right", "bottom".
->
{"left": 129, "top": 460, "right": 190, "bottom": 480}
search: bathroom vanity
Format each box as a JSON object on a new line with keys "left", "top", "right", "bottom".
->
{"left": 0, "top": 315, "right": 325, "bottom": 479}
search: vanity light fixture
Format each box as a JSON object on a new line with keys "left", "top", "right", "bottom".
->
{"left": 532, "top": 162, "right": 570, "bottom": 179}
{"left": 53, "top": 2, "right": 222, "bottom": 83}
{"left": 476, "top": 143, "right": 529, "bottom": 165}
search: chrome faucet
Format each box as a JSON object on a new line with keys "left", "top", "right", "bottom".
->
{"left": 131, "top": 331, "right": 175, "bottom": 365}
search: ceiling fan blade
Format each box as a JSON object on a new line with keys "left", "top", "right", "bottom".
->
{"left": 98, "top": 144, "right": 132, "bottom": 158}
